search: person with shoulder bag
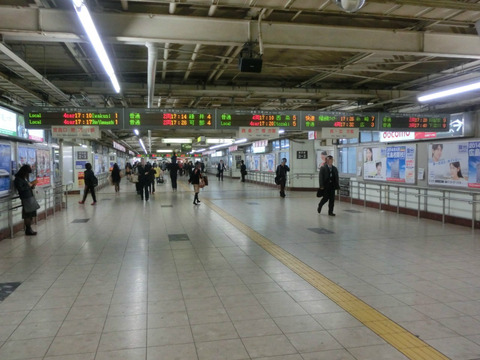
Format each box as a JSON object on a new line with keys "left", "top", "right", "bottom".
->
{"left": 240, "top": 160, "right": 247, "bottom": 182}
{"left": 275, "top": 158, "right": 290, "bottom": 198}
{"left": 14, "top": 164, "right": 39, "bottom": 236}
{"left": 217, "top": 160, "right": 226, "bottom": 181}
{"left": 79, "top": 162, "right": 97, "bottom": 205}
{"left": 188, "top": 161, "right": 203, "bottom": 205}
{"left": 318, "top": 155, "right": 340, "bottom": 216}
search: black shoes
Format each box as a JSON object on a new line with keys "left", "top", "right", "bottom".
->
{"left": 317, "top": 204, "right": 322, "bottom": 214}
{"left": 328, "top": 213, "right": 336, "bottom": 216}
{"left": 25, "top": 227, "right": 37, "bottom": 236}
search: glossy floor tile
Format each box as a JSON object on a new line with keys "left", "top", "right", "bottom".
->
{"left": 1, "top": 177, "right": 480, "bottom": 359}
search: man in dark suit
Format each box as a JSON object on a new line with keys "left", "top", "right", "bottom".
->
{"left": 318, "top": 155, "right": 340, "bottom": 216}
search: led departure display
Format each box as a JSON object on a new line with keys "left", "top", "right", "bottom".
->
{"left": 218, "top": 110, "right": 300, "bottom": 129}
{"left": 127, "top": 109, "right": 213, "bottom": 128}
{"left": 380, "top": 113, "right": 449, "bottom": 131}
{"left": 301, "top": 112, "right": 377, "bottom": 130}
{"left": 25, "top": 107, "right": 122, "bottom": 128}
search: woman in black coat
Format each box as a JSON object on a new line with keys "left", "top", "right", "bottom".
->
{"left": 14, "top": 164, "right": 39, "bottom": 235}
{"left": 111, "top": 163, "right": 121, "bottom": 193}
{"left": 189, "top": 162, "right": 203, "bottom": 205}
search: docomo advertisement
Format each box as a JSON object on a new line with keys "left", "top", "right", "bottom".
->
{"left": 380, "top": 131, "right": 438, "bottom": 142}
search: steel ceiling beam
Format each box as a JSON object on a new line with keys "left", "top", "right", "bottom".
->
{"left": 0, "top": 43, "right": 79, "bottom": 106}
{"left": 1, "top": 7, "right": 480, "bottom": 59}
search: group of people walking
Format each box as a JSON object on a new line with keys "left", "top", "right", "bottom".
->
{"left": 14, "top": 154, "right": 340, "bottom": 237}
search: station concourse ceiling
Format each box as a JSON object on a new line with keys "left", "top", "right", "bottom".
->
{"left": 1, "top": 0, "right": 480, "bottom": 154}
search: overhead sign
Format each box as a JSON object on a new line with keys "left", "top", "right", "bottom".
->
{"left": 302, "top": 112, "right": 377, "bottom": 130}
{"left": 238, "top": 127, "right": 279, "bottom": 139}
{"left": 127, "top": 108, "right": 213, "bottom": 128}
{"left": 25, "top": 107, "right": 122, "bottom": 128}
{"left": 380, "top": 113, "right": 449, "bottom": 131}
{"left": 218, "top": 110, "right": 299, "bottom": 129}
{"left": 322, "top": 127, "right": 359, "bottom": 139}
{"left": 52, "top": 126, "right": 101, "bottom": 139}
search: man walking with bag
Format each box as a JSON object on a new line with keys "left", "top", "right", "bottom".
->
{"left": 318, "top": 155, "right": 340, "bottom": 216}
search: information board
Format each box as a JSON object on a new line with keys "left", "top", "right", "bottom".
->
{"left": 25, "top": 107, "right": 122, "bottom": 128}
{"left": 301, "top": 112, "right": 377, "bottom": 130}
{"left": 127, "top": 108, "right": 214, "bottom": 128}
{"left": 380, "top": 113, "right": 449, "bottom": 131}
{"left": 217, "top": 110, "right": 300, "bottom": 129}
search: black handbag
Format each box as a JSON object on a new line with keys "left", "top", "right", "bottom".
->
{"left": 22, "top": 196, "right": 40, "bottom": 213}
{"left": 316, "top": 188, "right": 324, "bottom": 197}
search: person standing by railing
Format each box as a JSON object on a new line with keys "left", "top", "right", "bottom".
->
{"left": 14, "top": 164, "right": 39, "bottom": 236}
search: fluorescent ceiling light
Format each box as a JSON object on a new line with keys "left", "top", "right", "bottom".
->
{"left": 156, "top": 149, "right": 173, "bottom": 153}
{"left": 134, "top": 129, "right": 139, "bottom": 136}
{"left": 139, "top": 138, "right": 147, "bottom": 154}
{"left": 72, "top": 0, "right": 121, "bottom": 93}
{"left": 206, "top": 138, "right": 234, "bottom": 144}
{"left": 418, "top": 80, "right": 480, "bottom": 102}
{"left": 279, "top": 129, "right": 285, "bottom": 134}
{"left": 161, "top": 138, "right": 192, "bottom": 143}
{"left": 234, "top": 138, "right": 247, "bottom": 144}
{"left": 209, "top": 143, "right": 227, "bottom": 150}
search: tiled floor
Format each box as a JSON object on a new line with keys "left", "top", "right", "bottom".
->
{"left": 1, "top": 176, "right": 480, "bottom": 359}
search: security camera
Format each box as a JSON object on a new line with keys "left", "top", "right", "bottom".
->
{"left": 333, "top": 0, "right": 366, "bottom": 13}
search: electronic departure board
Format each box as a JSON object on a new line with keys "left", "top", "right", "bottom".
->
{"left": 25, "top": 107, "right": 122, "bottom": 128}
{"left": 301, "top": 112, "right": 377, "bottom": 130}
{"left": 380, "top": 113, "right": 449, "bottom": 131}
{"left": 127, "top": 108, "right": 214, "bottom": 128}
{"left": 218, "top": 109, "right": 300, "bottom": 129}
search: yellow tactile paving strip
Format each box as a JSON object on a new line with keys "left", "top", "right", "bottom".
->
{"left": 203, "top": 198, "right": 450, "bottom": 360}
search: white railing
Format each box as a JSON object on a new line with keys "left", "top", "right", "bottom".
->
{"left": 0, "top": 182, "right": 74, "bottom": 239}
{"left": 348, "top": 179, "right": 480, "bottom": 230}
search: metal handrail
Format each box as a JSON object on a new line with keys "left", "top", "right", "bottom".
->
{"left": 350, "top": 179, "right": 479, "bottom": 230}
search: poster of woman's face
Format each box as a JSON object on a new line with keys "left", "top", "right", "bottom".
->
{"left": 316, "top": 149, "right": 333, "bottom": 170}
{"left": 428, "top": 142, "right": 469, "bottom": 187}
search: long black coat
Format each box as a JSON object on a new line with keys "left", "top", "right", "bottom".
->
{"left": 319, "top": 164, "right": 340, "bottom": 190}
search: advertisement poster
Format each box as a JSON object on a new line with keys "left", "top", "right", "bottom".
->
{"left": 364, "top": 146, "right": 416, "bottom": 183}
{"left": 468, "top": 141, "right": 480, "bottom": 188}
{"left": 261, "top": 154, "right": 275, "bottom": 172}
{"left": 18, "top": 146, "right": 37, "bottom": 182}
{"left": 428, "top": 142, "right": 469, "bottom": 188}
{"left": 386, "top": 146, "right": 416, "bottom": 183}
{"left": 316, "top": 149, "right": 334, "bottom": 170}
{"left": 36, "top": 149, "right": 51, "bottom": 186}
{"left": 252, "top": 155, "right": 261, "bottom": 171}
{"left": 94, "top": 154, "right": 101, "bottom": 174}
{"left": 363, "top": 147, "right": 386, "bottom": 181}
{"left": 0, "top": 143, "right": 11, "bottom": 197}
{"left": 78, "top": 171, "right": 85, "bottom": 187}
{"left": 0, "top": 108, "right": 17, "bottom": 136}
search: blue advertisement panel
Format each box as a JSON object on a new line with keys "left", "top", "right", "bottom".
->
{"left": 0, "top": 143, "right": 12, "bottom": 196}
{"left": 468, "top": 141, "right": 480, "bottom": 189}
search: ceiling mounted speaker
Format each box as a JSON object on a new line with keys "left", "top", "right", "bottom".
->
{"left": 333, "top": 0, "right": 366, "bottom": 13}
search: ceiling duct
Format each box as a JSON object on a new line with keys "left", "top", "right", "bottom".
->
{"left": 146, "top": 42, "right": 159, "bottom": 109}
